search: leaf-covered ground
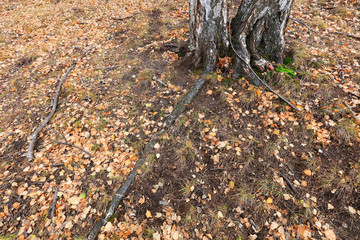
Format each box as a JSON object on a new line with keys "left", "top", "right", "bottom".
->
{"left": 0, "top": 0, "right": 359, "bottom": 239}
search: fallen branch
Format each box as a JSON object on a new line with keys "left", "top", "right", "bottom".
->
{"left": 26, "top": 46, "right": 95, "bottom": 161}
{"left": 52, "top": 140, "right": 94, "bottom": 158}
{"left": 290, "top": 17, "right": 320, "bottom": 36}
{"left": 49, "top": 187, "right": 59, "bottom": 221}
{"left": 110, "top": 16, "right": 133, "bottom": 21}
{"left": 87, "top": 76, "right": 206, "bottom": 240}
{"left": 228, "top": 24, "right": 299, "bottom": 112}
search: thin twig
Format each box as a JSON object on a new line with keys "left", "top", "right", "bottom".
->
{"left": 52, "top": 140, "right": 94, "bottom": 158}
{"left": 153, "top": 77, "right": 167, "bottom": 87}
{"left": 104, "top": 65, "right": 118, "bottom": 71}
{"left": 279, "top": 171, "right": 298, "bottom": 196}
{"left": 110, "top": 16, "right": 133, "bottom": 21}
{"left": 26, "top": 46, "right": 95, "bottom": 161}
{"left": 0, "top": 133, "right": 14, "bottom": 144}
{"left": 49, "top": 187, "right": 59, "bottom": 221}
{"left": 334, "top": 31, "right": 360, "bottom": 41}
{"left": 329, "top": 74, "right": 360, "bottom": 99}
{"left": 322, "top": 6, "right": 337, "bottom": 10}
{"left": 344, "top": 102, "right": 359, "bottom": 120}
{"left": 228, "top": 23, "right": 299, "bottom": 112}
{"left": 78, "top": 73, "right": 85, "bottom": 85}
{"left": 290, "top": 17, "right": 320, "bottom": 36}
{"left": 349, "top": 92, "right": 360, "bottom": 99}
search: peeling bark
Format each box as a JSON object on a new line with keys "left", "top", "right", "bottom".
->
{"left": 231, "top": 0, "right": 294, "bottom": 84}
{"left": 189, "top": 0, "right": 229, "bottom": 72}
{"left": 188, "top": 0, "right": 294, "bottom": 84}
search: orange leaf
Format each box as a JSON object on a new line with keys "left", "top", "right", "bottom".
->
{"left": 304, "top": 169, "right": 312, "bottom": 176}
{"left": 13, "top": 202, "right": 20, "bottom": 209}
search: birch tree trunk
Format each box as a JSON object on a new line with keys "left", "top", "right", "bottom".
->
{"left": 231, "top": 0, "right": 294, "bottom": 85}
{"left": 188, "top": 0, "right": 294, "bottom": 85}
{"left": 188, "top": 0, "right": 229, "bottom": 73}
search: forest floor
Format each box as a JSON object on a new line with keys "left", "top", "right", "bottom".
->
{"left": 0, "top": 0, "right": 360, "bottom": 239}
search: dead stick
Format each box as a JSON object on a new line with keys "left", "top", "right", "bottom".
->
{"left": 110, "top": 16, "right": 133, "bottom": 21}
{"left": 334, "top": 32, "right": 360, "bottom": 40}
{"left": 52, "top": 140, "right": 94, "bottom": 158}
{"left": 0, "top": 133, "right": 14, "bottom": 144}
{"left": 344, "top": 102, "right": 359, "bottom": 120}
{"left": 279, "top": 171, "right": 298, "bottom": 196}
{"left": 153, "top": 77, "right": 167, "bottom": 87}
{"left": 228, "top": 24, "right": 299, "bottom": 112}
{"left": 49, "top": 187, "right": 59, "bottom": 221}
{"left": 87, "top": 76, "right": 206, "bottom": 240}
{"left": 290, "top": 17, "right": 320, "bottom": 36}
{"left": 26, "top": 46, "right": 95, "bottom": 161}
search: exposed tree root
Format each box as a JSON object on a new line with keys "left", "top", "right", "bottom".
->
{"left": 228, "top": 24, "right": 299, "bottom": 112}
{"left": 26, "top": 46, "right": 95, "bottom": 161}
{"left": 87, "top": 76, "right": 206, "bottom": 240}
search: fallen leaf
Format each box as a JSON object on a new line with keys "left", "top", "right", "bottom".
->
{"left": 303, "top": 169, "right": 312, "bottom": 176}
{"left": 323, "top": 229, "right": 336, "bottom": 240}
{"left": 270, "top": 221, "right": 279, "bottom": 230}
{"left": 146, "top": 210, "right": 152, "bottom": 218}
{"left": 104, "top": 222, "right": 114, "bottom": 232}
{"left": 153, "top": 232, "right": 161, "bottom": 240}
{"left": 68, "top": 196, "right": 81, "bottom": 205}
{"left": 348, "top": 206, "right": 356, "bottom": 214}
{"left": 12, "top": 202, "right": 20, "bottom": 209}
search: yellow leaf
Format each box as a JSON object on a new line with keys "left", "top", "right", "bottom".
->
{"left": 229, "top": 181, "right": 235, "bottom": 189}
{"left": 274, "top": 129, "right": 280, "bottom": 135}
{"left": 303, "top": 169, "right": 312, "bottom": 176}
{"left": 146, "top": 210, "right": 152, "bottom": 218}
{"left": 255, "top": 89, "right": 261, "bottom": 96}
{"left": 96, "top": 104, "right": 105, "bottom": 110}
{"left": 266, "top": 197, "right": 273, "bottom": 204}
{"left": 138, "top": 196, "right": 145, "bottom": 204}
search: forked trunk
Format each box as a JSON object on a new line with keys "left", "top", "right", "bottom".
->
{"left": 231, "top": 0, "right": 294, "bottom": 85}
{"left": 188, "top": 0, "right": 294, "bottom": 85}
